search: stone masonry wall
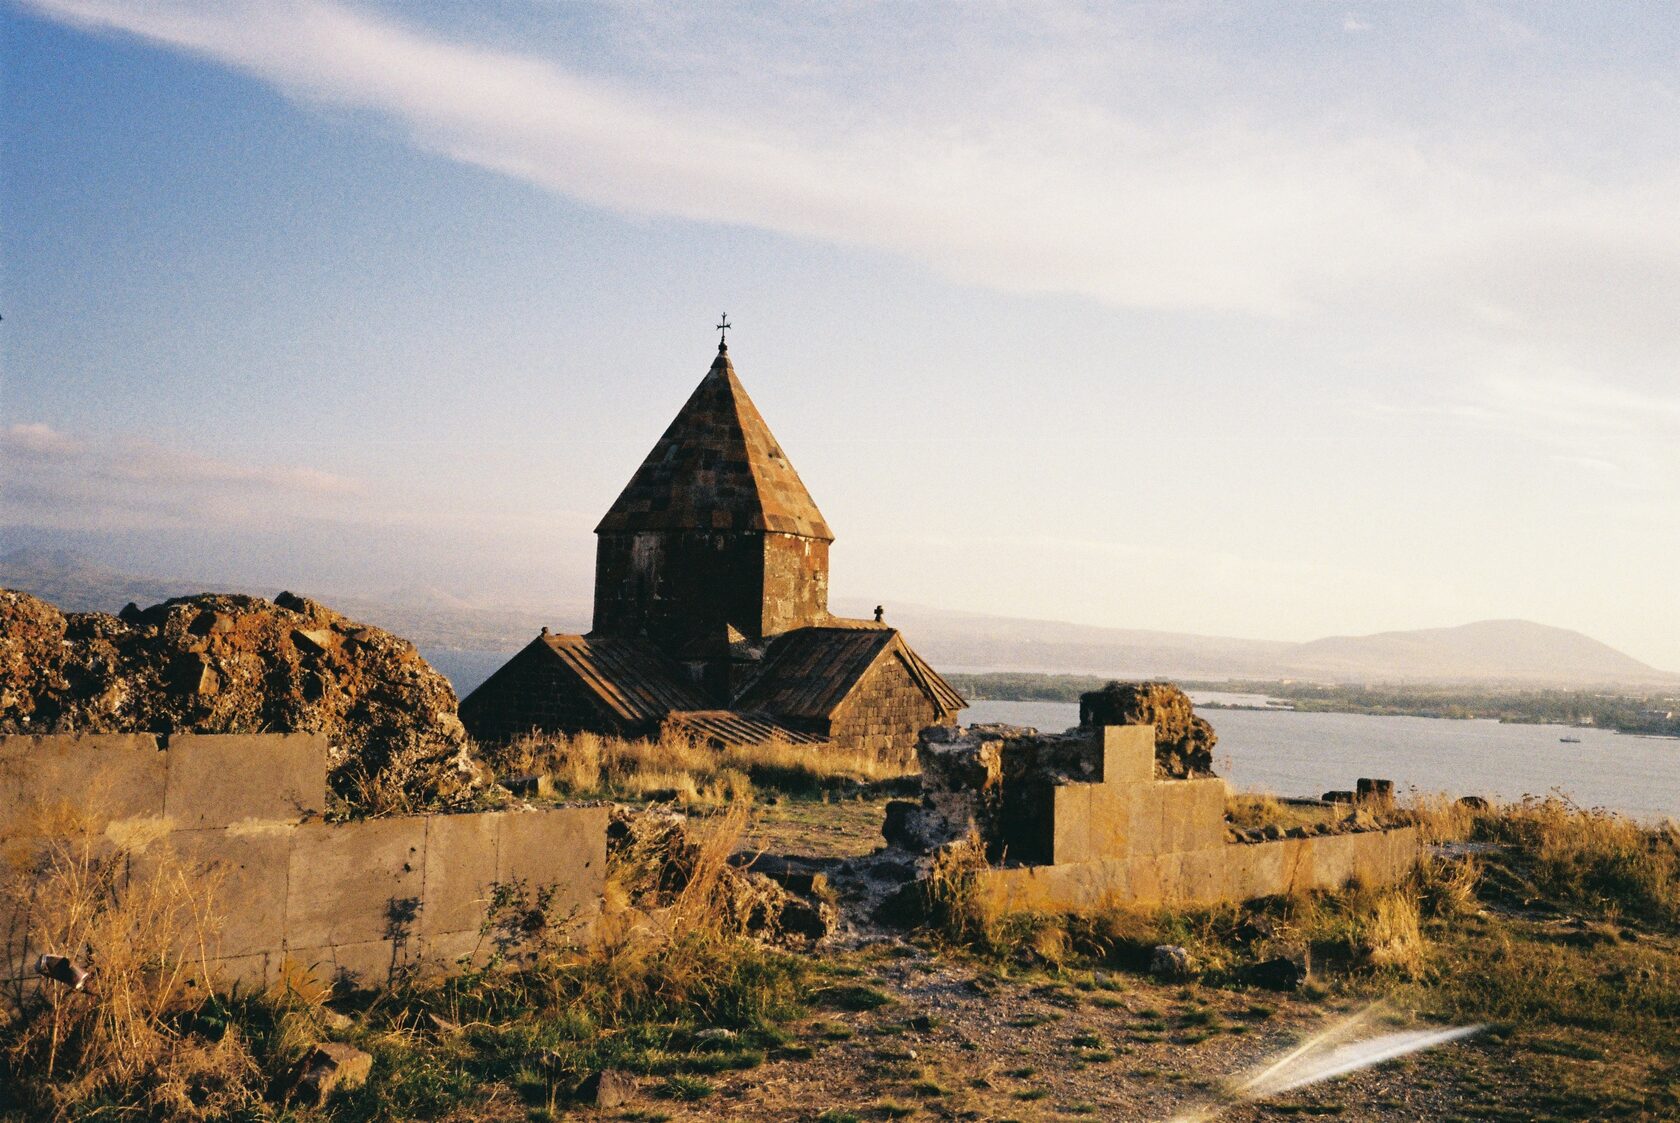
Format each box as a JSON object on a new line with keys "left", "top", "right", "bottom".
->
{"left": 1, "top": 733, "right": 607, "bottom": 997}
{"left": 901, "top": 725, "right": 1419, "bottom": 913}
{"left": 828, "top": 654, "right": 952, "bottom": 766}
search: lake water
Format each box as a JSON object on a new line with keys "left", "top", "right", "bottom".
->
{"left": 964, "top": 699, "right": 1680, "bottom": 822}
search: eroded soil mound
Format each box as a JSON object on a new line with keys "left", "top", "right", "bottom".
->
{"left": 0, "top": 587, "right": 482, "bottom": 809}
{"left": 1079, "top": 680, "right": 1217, "bottom": 777}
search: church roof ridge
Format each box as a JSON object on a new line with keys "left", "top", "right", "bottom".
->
{"left": 595, "top": 343, "right": 833, "bottom": 540}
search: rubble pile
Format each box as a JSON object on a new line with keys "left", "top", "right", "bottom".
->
{"left": 0, "top": 588, "right": 483, "bottom": 808}
{"left": 1079, "top": 680, "right": 1217, "bottom": 777}
{"left": 607, "top": 807, "right": 835, "bottom": 943}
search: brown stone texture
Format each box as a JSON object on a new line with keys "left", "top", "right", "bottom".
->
{"left": 825, "top": 645, "right": 957, "bottom": 765}
{"left": 0, "top": 588, "right": 477, "bottom": 808}
{"left": 421, "top": 811, "right": 502, "bottom": 937}
{"left": 498, "top": 805, "right": 610, "bottom": 928}
{"left": 287, "top": 817, "right": 427, "bottom": 949}
{"left": 0, "top": 732, "right": 165, "bottom": 837}
{"left": 164, "top": 732, "right": 326, "bottom": 828}
{"left": 138, "top": 825, "right": 295, "bottom": 959}
{"left": 1080, "top": 681, "right": 1218, "bottom": 777}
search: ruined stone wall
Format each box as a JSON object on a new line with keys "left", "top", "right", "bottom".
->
{"left": 898, "top": 725, "right": 1419, "bottom": 913}
{"left": 1, "top": 734, "right": 607, "bottom": 994}
{"left": 828, "top": 653, "right": 953, "bottom": 766}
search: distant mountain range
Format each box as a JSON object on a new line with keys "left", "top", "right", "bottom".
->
{"left": 838, "top": 602, "right": 1676, "bottom": 689}
{"left": 3, "top": 548, "right": 1673, "bottom": 693}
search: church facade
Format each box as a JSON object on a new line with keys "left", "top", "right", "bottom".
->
{"left": 459, "top": 339, "right": 964, "bottom": 763}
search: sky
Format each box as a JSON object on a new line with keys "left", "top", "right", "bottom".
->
{"left": 3, "top": 1, "right": 1678, "bottom": 668}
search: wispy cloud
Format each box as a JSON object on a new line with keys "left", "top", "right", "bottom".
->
{"left": 21, "top": 0, "right": 1680, "bottom": 349}
{"left": 1, "top": 423, "right": 364, "bottom": 530}
{"left": 2, "top": 422, "right": 83, "bottom": 458}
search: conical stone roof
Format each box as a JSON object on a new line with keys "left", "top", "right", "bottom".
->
{"left": 595, "top": 344, "right": 834, "bottom": 541}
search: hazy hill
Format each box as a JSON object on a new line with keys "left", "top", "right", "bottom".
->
{"left": 3, "top": 549, "right": 1672, "bottom": 692}
{"left": 1282, "top": 619, "right": 1669, "bottom": 685}
{"left": 837, "top": 603, "right": 1680, "bottom": 689}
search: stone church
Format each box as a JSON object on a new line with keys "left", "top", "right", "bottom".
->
{"left": 460, "top": 338, "right": 964, "bottom": 762}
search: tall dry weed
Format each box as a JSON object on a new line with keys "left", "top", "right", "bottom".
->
{"left": 0, "top": 829, "right": 264, "bottom": 1120}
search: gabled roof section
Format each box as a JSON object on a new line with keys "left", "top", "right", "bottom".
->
{"left": 536, "top": 633, "right": 708, "bottom": 725}
{"left": 595, "top": 344, "right": 834, "bottom": 541}
{"left": 735, "top": 626, "right": 967, "bottom": 720}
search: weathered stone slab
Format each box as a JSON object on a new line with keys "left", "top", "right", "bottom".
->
{"left": 137, "top": 826, "right": 293, "bottom": 959}
{"left": 1126, "top": 785, "right": 1168, "bottom": 857}
{"left": 204, "top": 952, "right": 271, "bottom": 992}
{"left": 1098, "top": 725, "right": 1154, "bottom": 784}
{"left": 1222, "top": 840, "right": 1287, "bottom": 901}
{"left": 1159, "top": 779, "right": 1226, "bottom": 853}
{"left": 164, "top": 733, "right": 326, "bottom": 828}
{"left": 422, "top": 812, "right": 500, "bottom": 937}
{"left": 0, "top": 734, "right": 165, "bottom": 836}
{"left": 286, "top": 817, "right": 426, "bottom": 949}
{"left": 1172, "top": 848, "right": 1225, "bottom": 904}
{"left": 1086, "top": 782, "right": 1132, "bottom": 861}
{"left": 1050, "top": 784, "right": 1092, "bottom": 865}
{"left": 497, "top": 807, "right": 609, "bottom": 933}
{"left": 417, "top": 927, "right": 494, "bottom": 975}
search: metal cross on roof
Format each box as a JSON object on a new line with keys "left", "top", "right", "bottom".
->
{"left": 716, "top": 313, "right": 731, "bottom": 345}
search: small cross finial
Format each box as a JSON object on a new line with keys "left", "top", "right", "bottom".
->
{"left": 716, "top": 313, "right": 731, "bottom": 349}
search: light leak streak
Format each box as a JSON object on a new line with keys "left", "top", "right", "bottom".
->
{"left": 1166, "top": 1002, "right": 1484, "bottom": 1123}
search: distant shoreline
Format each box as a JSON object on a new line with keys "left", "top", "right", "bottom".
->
{"left": 946, "top": 672, "right": 1680, "bottom": 740}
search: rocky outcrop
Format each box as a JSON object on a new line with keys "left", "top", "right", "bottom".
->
{"left": 0, "top": 588, "right": 483, "bottom": 808}
{"left": 1079, "top": 680, "right": 1217, "bottom": 777}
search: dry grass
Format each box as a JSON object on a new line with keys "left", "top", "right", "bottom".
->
{"left": 1403, "top": 791, "right": 1484, "bottom": 845}
{"left": 1225, "top": 793, "right": 1336, "bottom": 832}
{"left": 482, "top": 728, "right": 913, "bottom": 805}
{"left": 1475, "top": 794, "right": 1680, "bottom": 928}
{"left": 0, "top": 827, "right": 264, "bottom": 1120}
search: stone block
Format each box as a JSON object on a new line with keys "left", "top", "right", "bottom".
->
{"left": 1086, "top": 782, "right": 1132, "bottom": 860}
{"left": 1174, "top": 848, "right": 1225, "bottom": 904}
{"left": 1050, "top": 784, "right": 1092, "bottom": 865}
{"left": 135, "top": 826, "right": 293, "bottom": 959}
{"left": 164, "top": 733, "right": 326, "bottom": 829}
{"left": 1098, "top": 725, "right": 1154, "bottom": 783}
{"left": 422, "top": 812, "right": 501, "bottom": 937}
{"left": 1312, "top": 835, "right": 1358, "bottom": 891}
{"left": 977, "top": 858, "right": 1132, "bottom": 914}
{"left": 286, "top": 817, "right": 426, "bottom": 949}
{"left": 1275, "top": 838, "right": 1316, "bottom": 897}
{"left": 1125, "top": 854, "right": 1169, "bottom": 903}
{"left": 416, "top": 927, "right": 493, "bottom": 976}
{"left": 1222, "top": 840, "right": 1288, "bottom": 902}
{"left": 0, "top": 734, "right": 166, "bottom": 837}
{"left": 497, "top": 807, "right": 609, "bottom": 933}
{"left": 1127, "top": 785, "right": 1168, "bottom": 856}
{"left": 1159, "top": 779, "right": 1227, "bottom": 853}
